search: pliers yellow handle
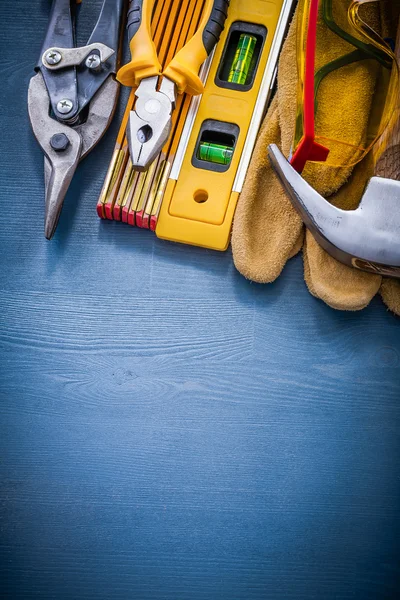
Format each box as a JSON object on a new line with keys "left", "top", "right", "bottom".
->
{"left": 118, "top": 0, "right": 230, "bottom": 95}
{"left": 117, "top": 0, "right": 230, "bottom": 171}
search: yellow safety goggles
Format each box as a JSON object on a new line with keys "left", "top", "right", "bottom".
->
{"left": 290, "top": 0, "right": 399, "bottom": 172}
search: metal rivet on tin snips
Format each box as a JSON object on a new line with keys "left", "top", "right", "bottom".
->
{"left": 117, "top": 0, "right": 230, "bottom": 172}
{"left": 28, "top": 0, "right": 125, "bottom": 239}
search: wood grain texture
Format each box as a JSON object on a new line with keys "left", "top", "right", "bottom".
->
{"left": 374, "top": 18, "right": 400, "bottom": 181}
{"left": 1, "top": 2, "right": 400, "bottom": 599}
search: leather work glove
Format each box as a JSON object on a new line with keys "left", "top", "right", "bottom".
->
{"left": 232, "top": 0, "right": 400, "bottom": 315}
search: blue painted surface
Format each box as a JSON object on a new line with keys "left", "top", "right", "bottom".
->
{"left": 1, "top": 2, "right": 400, "bottom": 599}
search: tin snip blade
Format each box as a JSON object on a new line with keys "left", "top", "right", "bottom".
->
{"left": 28, "top": 0, "right": 125, "bottom": 239}
{"left": 117, "top": 0, "right": 230, "bottom": 172}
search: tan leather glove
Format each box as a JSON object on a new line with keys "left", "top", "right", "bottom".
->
{"left": 232, "top": 0, "right": 400, "bottom": 314}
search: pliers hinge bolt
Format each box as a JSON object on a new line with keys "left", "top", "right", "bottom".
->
{"left": 85, "top": 54, "right": 102, "bottom": 71}
{"left": 50, "top": 133, "right": 70, "bottom": 152}
{"left": 45, "top": 50, "right": 62, "bottom": 65}
{"left": 57, "top": 99, "right": 74, "bottom": 114}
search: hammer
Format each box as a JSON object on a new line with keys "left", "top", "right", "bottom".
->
{"left": 268, "top": 23, "right": 400, "bottom": 279}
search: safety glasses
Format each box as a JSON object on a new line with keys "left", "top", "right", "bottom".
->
{"left": 290, "top": 0, "right": 399, "bottom": 173}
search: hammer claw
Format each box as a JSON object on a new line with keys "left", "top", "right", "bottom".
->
{"left": 268, "top": 144, "right": 400, "bottom": 279}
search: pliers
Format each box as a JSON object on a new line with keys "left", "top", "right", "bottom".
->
{"left": 28, "top": 0, "right": 125, "bottom": 239}
{"left": 117, "top": 0, "right": 230, "bottom": 171}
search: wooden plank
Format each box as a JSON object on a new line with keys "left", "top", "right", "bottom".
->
{"left": 1, "top": 1, "right": 400, "bottom": 600}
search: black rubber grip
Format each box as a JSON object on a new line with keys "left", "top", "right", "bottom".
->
{"left": 202, "top": 0, "right": 230, "bottom": 55}
{"left": 126, "top": 0, "right": 143, "bottom": 43}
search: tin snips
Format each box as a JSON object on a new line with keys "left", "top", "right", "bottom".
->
{"left": 28, "top": 0, "right": 125, "bottom": 239}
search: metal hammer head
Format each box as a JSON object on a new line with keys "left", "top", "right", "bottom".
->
{"left": 268, "top": 144, "right": 400, "bottom": 278}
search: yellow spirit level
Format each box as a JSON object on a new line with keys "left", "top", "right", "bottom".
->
{"left": 155, "top": 0, "right": 295, "bottom": 250}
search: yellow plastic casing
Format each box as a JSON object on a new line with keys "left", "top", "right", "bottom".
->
{"left": 156, "top": 0, "right": 286, "bottom": 251}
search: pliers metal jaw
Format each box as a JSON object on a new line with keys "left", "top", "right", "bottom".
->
{"left": 127, "top": 76, "right": 177, "bottom": 172}
{"left": 28, "top": 72, "right": 119, "bottom": 240}
{"left": 28, "top": 0, "right": 124, "bottom": 239}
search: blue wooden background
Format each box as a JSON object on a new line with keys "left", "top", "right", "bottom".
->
{"left": 1, "top": 2, "right": 400, "bottom": 599}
